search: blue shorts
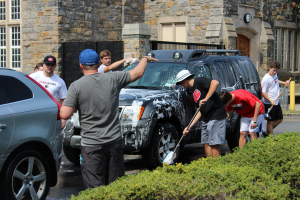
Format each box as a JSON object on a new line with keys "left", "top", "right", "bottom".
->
{"left": 201, "top": 118, "right": 226, "bottom": 145}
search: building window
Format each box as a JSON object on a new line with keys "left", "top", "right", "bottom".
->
{"left": 0, "top": 26, "right": 6, "bottom": 67}
{"left": 11, "top": 26, "right": 20, "bottom": 68}
{"left": 274, "top": 29, "right": 278, "bottom": 61}
{"left": 161, "top": 23, "right": 187, "bottom": 42}
{"left": 287, "top": 31, "right": 291, "bottom": 69}
{"left": 295, "top": 32, "right": 298, "bottom": 71}
{"left": 281, "top": 29, "right": 285, "bottom": 69}
{"left": 0, "top": 0, "right": 21, "bottom": 69}
{"left": 0, "top": 1, "right": 5, "bottom": 21}
{"left": 10, "top": 0, "right": 20, "bottom": 20}
{"left": 275, "top": 29, "right": 299, "bottom": 72}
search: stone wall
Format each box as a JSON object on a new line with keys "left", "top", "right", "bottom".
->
{"left": 262, "top": 0, "right": 297, "bottom": 24}
{"left": 144, "top": 0, "right": 224, "bottom": 43}
{"left": 122, "top": 0, "right": 145, "bottom": 25}
{"left": 22, "top": 0, "right": 124, "bottom": 75}
{"left": 223, "top": 0, "right": 262, "bottom": 17}
{"left": 21, "top": 0, "right": 59, "bottom": 75}
{"left": 58, "top": 0, "right": 123, "bottom": 43}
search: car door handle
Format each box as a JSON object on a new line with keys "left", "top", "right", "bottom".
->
{"left": 0, "top": 124, "right": 6, "bottom": 129}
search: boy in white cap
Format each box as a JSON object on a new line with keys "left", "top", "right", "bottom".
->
{"left": 176, "top": 70, "right": 227, "bottom": 158}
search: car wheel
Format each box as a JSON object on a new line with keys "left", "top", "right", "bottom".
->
{"left": 142, "top": 123, "right": 181, "bottom": 170}
{"left": 227, "top": 119, "right": 240, "bottom": 151}
{"left": 1, "top": 150, "right": 50, "bottom": 200}
{"left": 63, "top": 145, "right": 80, "bottom": 166}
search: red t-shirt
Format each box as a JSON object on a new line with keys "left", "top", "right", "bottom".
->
{"left": 226, "top": 89, "right": 264, "bottom": 118}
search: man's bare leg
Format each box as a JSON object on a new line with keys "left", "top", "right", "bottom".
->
{"left": 211, "top": 145, "right": 220, "bottom": 158}
{"left": 249, "top": 132, "right": 258, "bottom": 141}
{"left": 267, "top": 119, "right": 282, "bottom": 135}
{"left": 266, "top": 121, "right": 274, "bottom": 135}
{"left": 272, "top": 119, "right": 283, "bottom": 129}
{"left": 239, "top": 131, "right": 247, "bottom": 148}
{"left": 203, "top": 144, "right": 220, "bottom": 158}
{"left": 203, "top": 144, "right": 212, "bottom": 157}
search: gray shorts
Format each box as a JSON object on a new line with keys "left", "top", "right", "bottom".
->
{"left": 201, "top": 118, "right": 226, "bottom": 145}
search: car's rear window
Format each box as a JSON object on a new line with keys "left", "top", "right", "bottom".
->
{"left": 0, "top": 75, "right": 33, "bottom": 105}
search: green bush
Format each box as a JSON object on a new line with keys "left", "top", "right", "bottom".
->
{"left": 71, "top": 132, "right": 300, "bottom": 200}
{"left": 217, "top": 132, "right": 300, "bottom": 199}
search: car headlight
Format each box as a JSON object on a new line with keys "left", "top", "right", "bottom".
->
{"left": 121, "top": 106, "right": 145, "bottom": 121}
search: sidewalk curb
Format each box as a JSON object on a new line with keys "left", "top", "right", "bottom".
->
{"left": 283, "top": 113, "right": 300, "bottom": 116}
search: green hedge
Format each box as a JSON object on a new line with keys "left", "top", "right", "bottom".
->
{"left": 71, "top": 132, "right": 300, "bottom": 200}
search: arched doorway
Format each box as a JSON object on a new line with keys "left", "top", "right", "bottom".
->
{"left": 236, "top": 34, "right": 250, "bottom": 57}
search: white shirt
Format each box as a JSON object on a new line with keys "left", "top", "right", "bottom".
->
{"left": 261, "top": 73, "right": 280, "bottom": 105}
{"left": 30, "top": 71, "right": 67, "bottom": 100}
{"left": 97, "top": 64, "right": 112, "bottom": 73}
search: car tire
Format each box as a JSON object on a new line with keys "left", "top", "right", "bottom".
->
{"left": 63, "top": 145, "right": 80, "bottom": 166}
{"left": 227, "top": 119, "right": 240, "bottom": 152}
{"left": 142, "top": 123, "right": 181, "bottom": 170}
{"left": 0, "top": 150, "right": 50, "bottom": 200}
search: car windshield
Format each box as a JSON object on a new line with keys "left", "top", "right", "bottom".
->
{"left": 122, "top": 62, "right": 187, "bottom": 90}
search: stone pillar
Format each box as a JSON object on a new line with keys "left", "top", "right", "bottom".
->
{"left": 205, "top": 17, "right": 237, "bottom": 49}
{"left": 122, "top": 23, "right": 151, "bottom": 59}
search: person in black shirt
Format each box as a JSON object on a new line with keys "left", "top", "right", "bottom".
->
{"left": 176, "top": 70, "right": 227, "bottom": 158}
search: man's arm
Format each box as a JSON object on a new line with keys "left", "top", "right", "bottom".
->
{"left": 60, "top": 106, "right": 76, "bottom": 120}
{"left": 129, "top": 56, "right": 158, "bottom": 83}
{"left": 59, "top": 99, "right": 67, "bottom": 129}
{"left": 226, "top": 110, "right": 233, "bottom": 119}
{"left": 199, "top": 80, "right": 219, "bottom": 107}
{"left": 278, "top": 80, "right": 290, "bottom": 86}
{"left": 250, "top": 101, "right": 261, "bottom": 129}
{"left": 182, "top": 111, "right": 202, "bottom": 136}
{"left": 103, "top": 58, "right": 131, "bottom": 73}
{"left": 262, "top": 92, "right": 275, "bottom": 105}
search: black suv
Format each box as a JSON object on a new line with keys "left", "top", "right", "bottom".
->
{"left": 63, "top": 49, "right": 262, "bottom": 170}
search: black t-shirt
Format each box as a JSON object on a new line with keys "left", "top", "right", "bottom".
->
{"left": 192, "top": 77, "right": 227, "bottom": 122}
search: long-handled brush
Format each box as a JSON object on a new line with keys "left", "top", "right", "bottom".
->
{"left": 163, "top": 107, "right": 201, "bottom": 165}
{"left": 265, "top": 78, "right": 291, "bottom": 119}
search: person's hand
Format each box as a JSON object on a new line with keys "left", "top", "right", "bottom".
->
{"left": 142, "top": 56, "right": 158, "bottom": 62}
{"left": 62, "top": 119, "right": 66, "bottom": 129}
{"left": 124, "top": 58, "right": 132, "bottom": 62}
{"left": 250, "top": 121, "right": 257, "bottom": 129}
{"left": 271, "top": 100, "right": 276, "bottom": 105}
{"left": 183, "top": 127, "right": 190, "bottom": 136}
{"left": 199, "top": 98, "right": 208, "bottom": 107}
{"left": 285, "top": 80, "right": 290, "bottom": 86}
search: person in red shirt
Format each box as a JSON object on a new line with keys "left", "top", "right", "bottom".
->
{"left": 219, "top": 89, "right": 265, "bottom": 148}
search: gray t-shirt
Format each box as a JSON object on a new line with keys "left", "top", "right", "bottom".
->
{"left": 63, "top": 71, "right": 131, "bottom": 146}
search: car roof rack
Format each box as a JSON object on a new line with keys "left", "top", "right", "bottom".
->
{"left": 205, "top": 49, "right": 241, "bottom": 56}
{"left": 0, "top": 67, "right": 15, "bottom": 71}
{"left": 149, "top": 49, "right": 242, "bottom": 61}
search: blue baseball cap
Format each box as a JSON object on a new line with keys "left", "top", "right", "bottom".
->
{"left": 79, "top": 49, "right": 99, "bottom": 65}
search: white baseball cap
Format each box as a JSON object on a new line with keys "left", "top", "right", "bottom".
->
{"left": 176, "top": 70, "right": 194, "bottom": 85}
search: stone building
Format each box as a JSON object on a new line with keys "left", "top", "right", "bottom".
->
{"left": 144, "top": 0, "right": 300, "bottom": 81}
{"left": 0, "top": 0, "right": 299, "bottom": 81}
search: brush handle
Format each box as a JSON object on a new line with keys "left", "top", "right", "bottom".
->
{"left": 173, "top": 107, "right": 201, "bottom": 153}
{"left": 267, "top": 78, "right": 291, "bottom": 113}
